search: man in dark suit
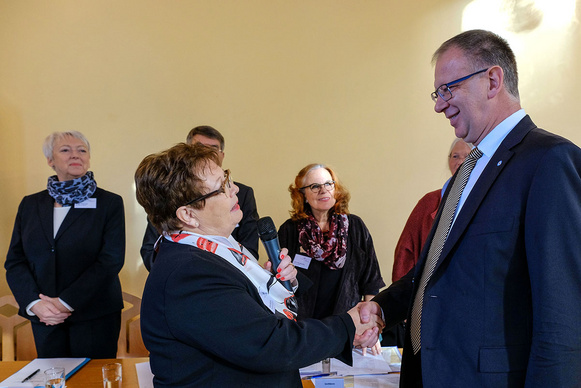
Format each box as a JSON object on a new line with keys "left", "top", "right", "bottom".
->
{"left": 358, "top": 30, "right": 581, "bottom": 387}
{"left": 140, "top": 125, "right": 259, "bottom": 270}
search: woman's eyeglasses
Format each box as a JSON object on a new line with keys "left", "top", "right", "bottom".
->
{"left": 183, "top": 169, "right": 231, "bottom": 206}
{"left": 300, "top": 181, "right": 335, "bottom": 194}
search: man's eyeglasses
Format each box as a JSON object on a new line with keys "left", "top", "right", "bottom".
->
{"left": 431, "top": 68, "right": 489, "bottom": 103}
{"left": 183, "top": 169, "right": 231, "bottom": 206}
{"left": 300, "top": 181, "right": 335, "bottom": 194}
{"left": 203, "top": 144, "right": 223, "bottom": 153}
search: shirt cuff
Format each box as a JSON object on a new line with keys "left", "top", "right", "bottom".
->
{"left": 26, "top": 299, "right": 41, "bottom": 316}
{"left": 59, "top": 298, "right": 74, "bottom": 312}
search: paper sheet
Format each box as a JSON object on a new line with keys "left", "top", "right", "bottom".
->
{"left": 300, "top": 348, "right": 398, "bottom": 377}
{"left": 300, "top": 347, "right": 401, "bottom": 387}
{"left": 0, "top": 358, "right": 89, "bottom": 388}
{"left": 353, "top": 373, "right": 400, "bottom": 388}
{"left": 135, "top": 361, "right": 154, "bottom": 388}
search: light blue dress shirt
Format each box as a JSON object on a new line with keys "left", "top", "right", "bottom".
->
{"left": 451, "top": 109, "right": 526, "bottom": 227}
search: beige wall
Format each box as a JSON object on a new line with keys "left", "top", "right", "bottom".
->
{"left": 1, "top": 0, "right": 580, "bottom": 298}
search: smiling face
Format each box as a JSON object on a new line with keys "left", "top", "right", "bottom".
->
{"left": 433, "top": 47, "right": 491, "bottom": 146}
{"left": 448, "top": 140, "right": 472, "bottom": 175}
{"left": 302, "top": 167, "right": 336, "bottom": 219}
{"left": 47, "top": 135, "right": 91, "bottom": 181}
{"left": 191, "top": 161, "right": 242, "bottom": 237}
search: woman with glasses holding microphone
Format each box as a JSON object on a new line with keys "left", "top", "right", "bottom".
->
{"left": 135, "top": 146, "right": 383, "bottom": 387}
{"left": 278, "top": 164, "right": 385, "bottom": 354}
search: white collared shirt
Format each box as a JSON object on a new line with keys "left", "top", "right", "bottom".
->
{"left": 451, "top": 109, "right": 526, "bottom": 227}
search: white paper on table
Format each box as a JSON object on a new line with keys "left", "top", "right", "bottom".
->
{"left": 300, "top": 348, "right": 393, "bottom": 378}
{"left": 332, "top": 349, "right": 392, "bottom": 376}
{"left": 353, "top": 373, "right": 400, "bottom": 388}
{"left": 135, "top": 361, "right": 154, "bottom": 388}
{"left": 381, "top": 347, "right": 402, "bottom": 372}
{"left": 0, "top": 358, "right": 89, "bottom": 388}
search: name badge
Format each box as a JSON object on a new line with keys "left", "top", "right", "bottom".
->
{"left": 293, "top": 254, "right": 311, "bottom": 269}
{"left": 314, "top": 378, "right": 343, "bottom": 388}
{"left": 75, "top": 198, "right": 97, "bottom": 209}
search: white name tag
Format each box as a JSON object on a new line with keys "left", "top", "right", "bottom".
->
{"left": 314, "top": 378, "right": 343, "bottom": 388}
{"left": 293, "top": 254, "right": 312, "bottom": 269}
{"left": 75, "top": 198, "right": 97, "bottom": 209}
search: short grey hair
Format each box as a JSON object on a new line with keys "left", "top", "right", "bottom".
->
{"left": 43, "top": 131, "right": 91, "bottom": 159}
{"left": 433, "top": 29, "right": 520, "bottom": 100}
{"left": 448, "top": 138, "right": 472, "bottom": 157}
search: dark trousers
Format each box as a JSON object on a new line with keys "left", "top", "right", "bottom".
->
{"left": 31, "top": 311, "right": 121, "bottom": 359}
{"left": 403, "top": 350, "right": 423, "bottom": 387}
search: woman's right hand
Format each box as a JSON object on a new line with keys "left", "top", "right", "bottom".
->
{"left": 263, "top": 248, "right": 298, "bottom": 287}
{"left": 31, "top": 295, "right": 71, "bottom": 326}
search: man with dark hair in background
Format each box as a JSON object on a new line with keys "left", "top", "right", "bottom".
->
{"left": 140, "top": 125, "right": 259, "bottom": 270}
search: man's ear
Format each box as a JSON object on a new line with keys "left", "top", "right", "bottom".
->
{"left": 487, "top": 65, "right": 504, "bottom": 99}
{"left": 176, "top": 206, "right": 200, "bottom": 229}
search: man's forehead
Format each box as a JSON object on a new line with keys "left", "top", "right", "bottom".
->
{"left": 192, "top": 134, "right": 220, "bottom": 147}
{"left": 434, "top": 47, "right": 470, "bottom": 86}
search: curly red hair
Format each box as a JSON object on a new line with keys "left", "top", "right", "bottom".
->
{"left": 288, "top": 163, "right": 350, "bottom": 221}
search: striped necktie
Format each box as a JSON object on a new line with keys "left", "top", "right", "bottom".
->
{"left": 410, "top": 147, "right": 483, "bottom": 355}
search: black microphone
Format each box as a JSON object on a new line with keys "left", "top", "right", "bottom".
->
{"left": 257, "top": 216, "right": 293, "bottom": 292}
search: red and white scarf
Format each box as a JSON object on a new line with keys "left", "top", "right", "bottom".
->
{"left": 165, "top": 231, "right": 297, "bottom": 321}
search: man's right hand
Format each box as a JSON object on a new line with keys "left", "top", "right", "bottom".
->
{"left": 352, "top": 301, "right": 384, "bottom": 349}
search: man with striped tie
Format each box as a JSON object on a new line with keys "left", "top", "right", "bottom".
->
{"left": 355, "top": 29, "right": 581, "bottom": 387}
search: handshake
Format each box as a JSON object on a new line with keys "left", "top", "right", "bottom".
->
{"left": 347, "top": 302, "right": 385, "bottom": 353}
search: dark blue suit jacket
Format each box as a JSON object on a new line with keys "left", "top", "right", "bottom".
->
{"left": 5, "top": 188, "right": 125, "bottom": 322}
{"left": 141, "top": 240, "right": 355, "bottom": 388}
{"left": 377, "top": 116, "right": 581, "bottom": 387}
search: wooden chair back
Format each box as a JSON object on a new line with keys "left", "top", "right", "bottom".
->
{"left": 0, "top": 295, "right": 37, "bottom": 361}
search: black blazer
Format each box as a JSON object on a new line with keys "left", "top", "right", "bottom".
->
{"left": 140, "top": 181, "right": 259, "bottom": 271}
{"left": 141, "top": 240, "right": 355, "bottom": 388}
{"left": 376, "top": 116, "right": 581, "bottom": 387}
{"left": 5, "top": 188, "right": 125, "bottom": 322}
{"left": 278, "top": 214, "right": 385, "bottom": 319}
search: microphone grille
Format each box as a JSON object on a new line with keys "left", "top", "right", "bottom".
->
{"left": 257, "top": 216, "right": 277, "bottom": 240}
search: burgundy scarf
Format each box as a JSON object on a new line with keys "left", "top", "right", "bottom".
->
{"left": 297, "top": 212, "right": 349, "bottom": 270}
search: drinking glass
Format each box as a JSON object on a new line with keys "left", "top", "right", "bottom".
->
{"left": 102, "top": 362, "right": 122, "bottom": 388}
{"left": 44, "top": 367, "right": 65, "bottom": 388}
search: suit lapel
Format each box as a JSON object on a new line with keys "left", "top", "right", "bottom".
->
{"left": 431, "top": 115, "right": 538, "bottom": 276}
{"left": 54, "top": 189, "right": 99, "bottom": 241}
{"left": 39, "top": 192, "right": 56, "bottom": 244}
{"left": 55, "top": 207, "right": 88, "bottom": 241}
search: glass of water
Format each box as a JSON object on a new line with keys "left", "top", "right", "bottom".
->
{"left": 102, "top": 362, "right": 122, "bottom": 388}
{"left": 44, "top": 367, "right": 65, "bottom": 388}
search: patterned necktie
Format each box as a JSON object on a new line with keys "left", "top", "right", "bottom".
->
{"left": 410, "top": 147, "right": 483, "bottom": 354}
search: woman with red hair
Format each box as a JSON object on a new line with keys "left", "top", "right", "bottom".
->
{"left": 279, "top": 164, "right": 385, "bottom": 353}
